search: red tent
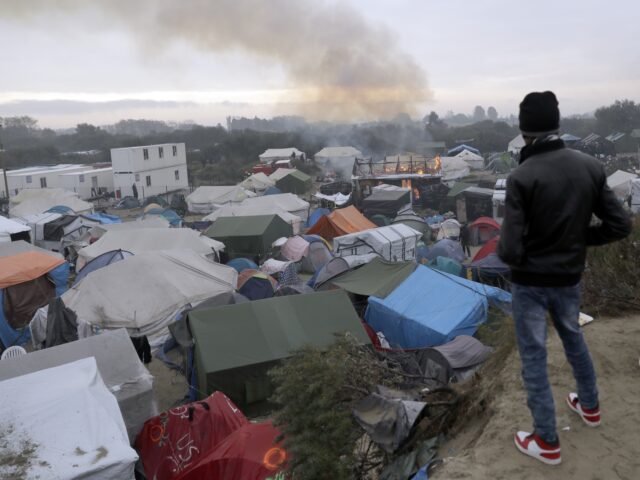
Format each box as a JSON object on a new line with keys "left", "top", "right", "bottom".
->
{"left": 469, "top": 217, "right": 500, "bottom": 245}
{"left": 136, "top": 392, "right": 248, "bottom": 480}
{"left": 472, "top": 236, "right": 499, "bottom": 262}
{"left": 186, "top": 421, "right": 287, "bottom": 480}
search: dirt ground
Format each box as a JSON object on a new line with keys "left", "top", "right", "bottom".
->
{"left": 146, "top": 348, "right": 190, "bottom": 413}
{"left": 434, "top": 315, "right": 640, "bottom": 479}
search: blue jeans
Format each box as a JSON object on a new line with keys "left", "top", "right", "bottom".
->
{"left": 512, "top": 283, "right": 598, "bottom": 444}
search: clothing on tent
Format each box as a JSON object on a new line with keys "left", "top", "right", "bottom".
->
{"left": 0, "top": 357, "right": 138, "bottom": 478}
{"left": 365, "top": 266, "right": 511, "bottom": 349}
{"left": 44, "top": 297, "right": 78, "bottom": 348}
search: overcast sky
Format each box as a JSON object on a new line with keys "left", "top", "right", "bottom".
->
{"left": 1, "top": 0, "right": 638, "bottom": 128}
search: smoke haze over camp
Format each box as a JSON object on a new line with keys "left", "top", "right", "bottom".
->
{"left": 0, "top": 0, "right": 638, "bottom": 127}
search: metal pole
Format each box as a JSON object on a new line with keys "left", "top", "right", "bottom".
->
{"left": 0, "top": 124, "right": 9, "bottom": 199}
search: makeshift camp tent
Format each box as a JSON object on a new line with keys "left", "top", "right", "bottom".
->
{"left": 333, "top": 224, "right": 422, "bottom": 262}
{"left": 62, "top": 250, "right": 237, "bottom": 338}
{"left": 73, "top": 249, "right": 133, "bottom": 286}
{"left": 0, "top": 328, "right": 156, "bottom": 442}
{"left": 361, "top": 190, "right": 411, "bottom": 218}
{"left": 0, "top": 215, "right": 30, "bottom": 243}
{"left": 299, "top": 241, "right": 333, "bottom": 273}
{"left": 0, "top": 242, "right": 68, "bottom": 348}
{"left": 142, "top": 195, "right": 169, "bottom": 208}
{"left": 631, "top": 178, "right": 640, "bottom": 213}
{"left": 238, "top": 273, "right": 276, "bottom": 301}
{"left": 205, "top": 214, "right": 293, "bottom": 260}
{"left": 0, "top": 357, "right": 138, "bottom": 479}
{"left": 328, "top": 257, "right": 417, "bottom": 298}
{"left": 607, "top": 170, "right": 637, "bottom": 200}
{"left": 281, "top": 235, "right": 310, "bottom": 262}
{"left": 204, "top": 203, "right": 303, "bottom": 235}
{"left": 455, "top": 149, "right": 484, "bottom": 170}
{"left": 136, "top": 392, "right": 249, "bottom": 480}
{"left": 312, "top": 257, "right": 351, "bottom": 288}
{"left": 9, "top": 188, "right": 93, "bottom": 218}
{"left": 429, "top": 256, "right": 463, "bottom": 276}
{"left": 436, "top": 218, "right": 461, "bottom": 240}
{"left": 307, "top": 207, "right": 331, "bottom": 228}
{"left": 469, "top": 253, "right": 510, "bottom": 288}
{"left": 240, "top": 192, "right": 310, "bottom": 222}
{"left": 440, "top": 157, "right": 471, "bottom": 183}
{"left": 263, "top": 186, "right": 282, "bottom": 195}
{"left": 306, "top": 205, "right": 377, "bottom": 240}
{"left": 473, "top": 236, "right": 499, "bottom": 262}
{"left": 365, "top": 265, "right": 511, "bottom": 349}
{"left": 114, "top": 196, "right": 141, "bottom": 209}
{"left": 139, "top": 207, "right": 182, "bottom": 227}
{"left": 189, "top": 290, "right": 369, "bottom": 413}
{"left": 448, "top": 144, "right": 480, "bottom": 156}
{"left": 241, "top": 172, "right": 276, "bottom": 193}
{"left": 186, "top": 185, "right": 251, "bottom": 214}
{"left": 417, "top": 335, "right": 492, "bottom": 385}
{"left": 268, "top": 167, "right": 297, "bottom": 182}
{"left": 275, "top": 169, "right": 312, "bottom": 194}
{"left": 227, "top": 257, "right": 258, "bottom": 273}
{"left": 468, "top": 216, "right": 500, "bottom": 245}
{"left": 424, "top": 238, "right": 465, "bottom": 263}
{"left": 508, "top": 135, "right": 526, "bottom": 154}
{"left": 76, "top": 227, "right": 224, "bottom": 270}
{"left": 392, "top": 210, "right": 428, "bottom": 238}
{"left": 314, "top": 146, "right": 362, "bottom": 167}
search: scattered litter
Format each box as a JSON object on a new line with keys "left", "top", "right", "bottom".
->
{"left": 579, "top": 312, "right": 594, "bottom": 326}
{"left": 562, "top": 426, "right": 571, "bottom": 431}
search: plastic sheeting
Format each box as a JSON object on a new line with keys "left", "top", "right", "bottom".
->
{"left": 63, "top": 250, "right": 237, "bottom": 337}
{"left": 73, "top": 249, "right": 134, "bottom": 286}
{"left": 333, "top": 224, "right": 422, "bottom": 262}
{"left": 365, "top": 266, "right": 511, "bottom": 349}
{"left": 0, "top": 357, "right": 138, "bottom": 479}
{"left": 240, "top": 193, "right": 310, "bottom": 222}
{"left": 186, "top": 186, "right": 251, "bottom": 214}
{"left": 0, "top": 216, "right": 30, "bottom": 243}
{"left": 281, "top": 235, "right": 310, "bottom": 262}
{"left": 9, "top": 188, "right": 93, "bottom": 218}
{"left": 0, "top": 328, "right": 157, "bottom": 443}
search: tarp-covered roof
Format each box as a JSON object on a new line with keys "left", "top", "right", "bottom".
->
{"left": 9, "top": 188, "right": 93, "bottom": 218}
{"left": 259, "top": 147, "right": 304, "bottom": 160}
{"left": 77, "top": 228, "right": 224, "bottom": 269}
{"left": 330, "top": 257, "right": 417, "bottom": 298}
{"left": 203, "top": 204, "right": 302, "bottom": 234}
{"left": 275, "top": 169, "right": 312, "bottom": 194}
{"left": 190, "top": 290, "right": 369, "bottom": 373}
{"left": 315, "top": 146, "right": 362, "bottom": 158}
{"left": 307, "top": 205, "right": 376, "bottom": 240}
{"left": 240, "top": 172, "right": 275, "bottom": 191}
{"left": 365, "top": 266, "right": 511, "bottom": 349}
{"left": 268, "top": 168, "right": 298, "bottom": 182}
{"left": 0, "top": 251, "right": 64, "bottom": 289}
{"left": 64, "top": 250, "right": 237, "bottom": 336}
{"left": 361, "top": 190, "right": 411, "bottom": 218}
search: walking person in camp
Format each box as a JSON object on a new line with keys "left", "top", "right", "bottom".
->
{"left": 459, "top": 222, "right": 471, "bottom": 258}
{"left": 497, "top": 91, "right": 632, "bottom": 465}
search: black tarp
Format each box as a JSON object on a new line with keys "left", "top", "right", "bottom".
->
{"left": 44, "top": 297, "right": 78, "bottom": 348}
{"left": 362, "top": 190, "right": 411, "bottom": 218}
{"left": 43, "top": 215, "right": 77, "bottom": 241}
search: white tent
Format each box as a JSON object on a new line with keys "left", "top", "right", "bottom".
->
{"left": 240, "top": 193, "right": 310, "bottom": 222}
{"left": 631, "top": 178, "right": 640, "bottom": 213}
{"left": 268, "top": 167, "right": 297, "bottom": 182}
{"left": 314, "top": 146, "right": 362, "bottom": 166}
{"left": 259, "top": 147, "right": 305, "bottom": 163}
{"left": 0, "top": 328, "right": 156, "bottom": 443}
{"left": 455, "top": 149, "right": 485, "bottom": 170}
{"left": 9, "top": 188, "right": 93, "bottom": 218}
{"left": 607, "top": 170, "right": 638, "bottom": 199}
{"left": 186, "top": 185, "right": 253, "bottom": 214}
{"left": 63, "top": 250, "right": 237, "bottom": 337}
{"left": 440, "top": 157, "right": 471, "bottom": 183}
{"left": 240, "top": 172, "right": 275, "bottom": 192}
{"left": 436, "top": 218, "right": 462, "bottom": 240}
{"left": 76, "top": 227, "right": 224, "bottom": 270}
{"left": 0, "top": 357, "right": 138, "bottom": 479}
{"left": 203, "top": 203, "right": 303, "bottom": 234}
{"left": 333, "top": 224, "right": 422, "bottom": 262}
{"left": 0, "top": 215, "right": 31, "bottom": 243}
{"left": 508, "top": 135, "right": 526, "bottom": 154}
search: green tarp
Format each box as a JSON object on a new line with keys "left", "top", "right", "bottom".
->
{"left": 446, "top": 182, "right": 476, "bottom": 198}
{"left": 275, "top": 170, "right": 312, "bottom": 194}
{"left": 329, "top": 257, "right": 417, "bottom": 298}
{"left": 204, "top": 214, "right": 293, "bottom": 260}
{"left": 189, "top": 290, "right": 369, "bottom": 414}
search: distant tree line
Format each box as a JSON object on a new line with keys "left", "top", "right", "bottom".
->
{"left": 0, "top": 99, "right": 637, "bottom": 185}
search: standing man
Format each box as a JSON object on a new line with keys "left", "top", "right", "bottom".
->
{"left": 497, "top": 91, "right": 631, "bottom": 465}
{"left": 459, "top": 221, "right": 471, "bottom": 257}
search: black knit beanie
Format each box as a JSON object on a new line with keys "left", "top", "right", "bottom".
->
{"left": 519, "top": 91, "right": 560, "bottom": 136}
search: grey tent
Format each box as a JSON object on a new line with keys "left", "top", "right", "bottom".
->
{"left": 362, "top": 190, "right": 411, "bottom": 218}
{"left": 0, "top": 328, "right": 156, "bottom": 443}
{"left": 312, "top": 257, "right": 351, "bottom": 288}
{"left": 189, "top": 290, "right": 370, "bottom": 414}
{"left": 328, "top": 257, "right": 417, "bottom": 298}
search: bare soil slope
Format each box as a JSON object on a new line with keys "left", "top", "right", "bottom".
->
{"left": 435, "top": 315, "right": 640, "bottom": 480}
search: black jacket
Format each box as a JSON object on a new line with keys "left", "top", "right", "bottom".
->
{"left": 497, "top": 138, "right": 632, "bottom": 286}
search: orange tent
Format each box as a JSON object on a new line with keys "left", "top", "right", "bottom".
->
{"left": 0, "top": 252, "right": 64, "bottom": 289}
{"left": 306, "top": 205, "right": 376, "bottom": 240}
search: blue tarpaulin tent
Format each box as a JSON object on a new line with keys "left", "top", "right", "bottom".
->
{"left": 83, "top": 213, "right": 122, "bottom": 224}
{"left": 365, "top": 265, "right": 511, "bottom": 349}
{"left": 307, "top": 208, "right": 330, "bottom": 228}
{"left": 73, "top": 249, "right": 133, "bottom": 286}
{"left": 263, "top": 186, "right": 282, "bottom": 196}
{"left": 227, "top": 257, "right": 258, "bottom": 273}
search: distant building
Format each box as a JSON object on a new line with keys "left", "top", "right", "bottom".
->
{"left": 110, "top": 143, "right": 188, "bottom": 199}
{"left": 1, "top": 164, "right": 94, "bottom": 198}
{"left": 58, "top": 167, "right": 114, "bottom": 199}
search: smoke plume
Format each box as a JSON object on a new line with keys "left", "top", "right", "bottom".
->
{"left": 4, "top": 0, "right": 431, "bottom": 121}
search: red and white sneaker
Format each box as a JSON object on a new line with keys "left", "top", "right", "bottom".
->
{"left": 566, "top": 393, "right": 601, "bottom": 427}
{"left": 514, "top": 431, "right": 561, "bottom": 465}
